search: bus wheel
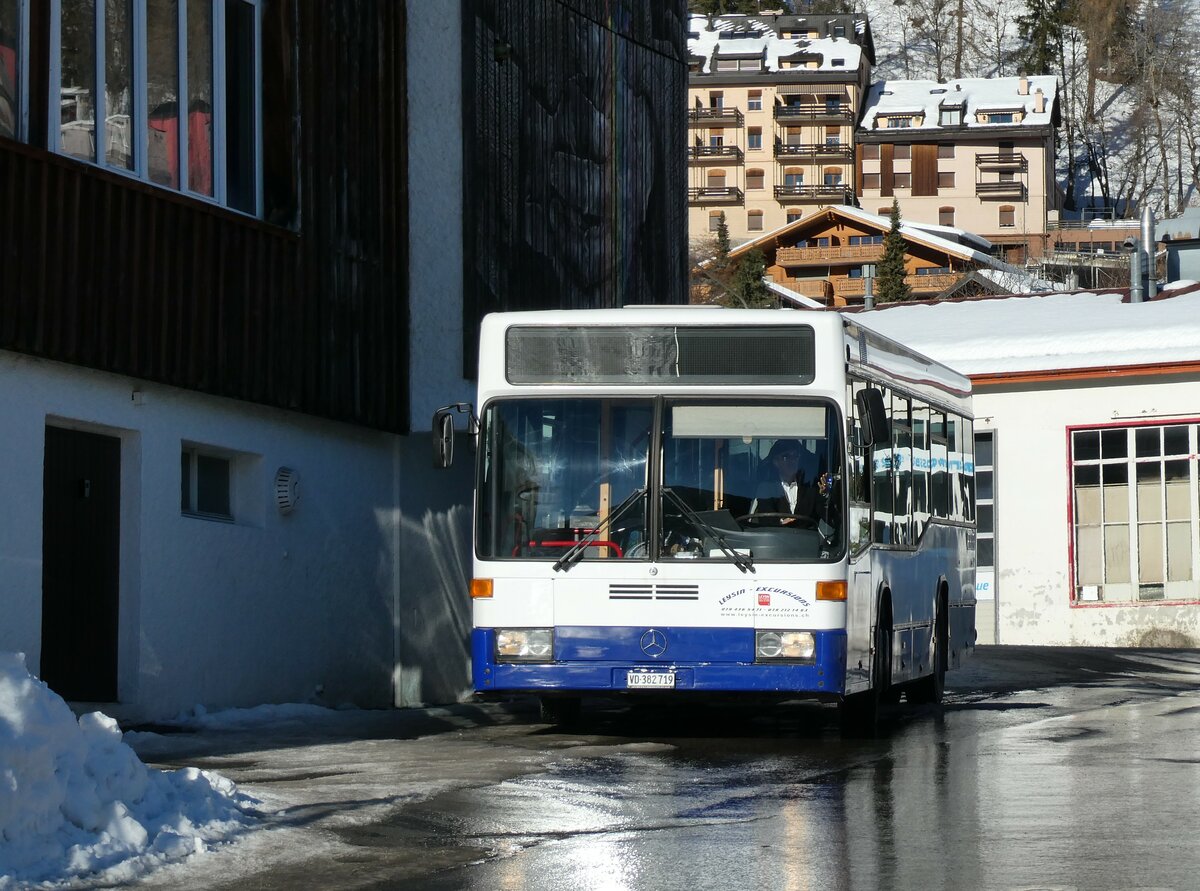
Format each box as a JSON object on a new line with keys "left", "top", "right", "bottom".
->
{"left": 539, "top": 696, "right": 582, "bottom": 726}
{"left": 839, "top": 607, "right": 892, "bottom": 735}
{"left": 909, "top": 600, "right": 948, "bottom": 705}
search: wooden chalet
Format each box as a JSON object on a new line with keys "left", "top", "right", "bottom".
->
{"left": 728, "top": 204, "right": 996, "bottom": 306}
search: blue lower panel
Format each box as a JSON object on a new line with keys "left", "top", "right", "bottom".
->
{"left": 473, "top": 627, "right": 846, "bottom": 696}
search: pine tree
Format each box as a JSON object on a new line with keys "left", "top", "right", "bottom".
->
{"left": 876, "top": 200, "right": 912, "bottom": 303}
{"left": 727, "top": 248, "right": 776, "bottom": 308}
{"left": 713, "top": 212, "right": 731, "bottom": 270}
{"left": 1014, "top": 0, "right": 1071, "bottom": 76}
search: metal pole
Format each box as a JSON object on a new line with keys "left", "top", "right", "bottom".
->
{"left": 863, "top": 264, "right": 876, "bottom": 310}
{"left": 1129, "top": 240, "right": 1144, "bottom": 303}
{"left": 1142, "top": 206, "right": 1157, "bottom": 299}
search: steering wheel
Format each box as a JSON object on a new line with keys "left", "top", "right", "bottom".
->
{"left": 736, "top": 512, "right": 818, "bottom": 529}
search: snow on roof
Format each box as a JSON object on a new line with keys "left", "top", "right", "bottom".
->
{"left": 688, "top": 14, "right": 862, "bottom": 73}
{"left": 860, "top": 76, "right": 1058, "bottom": 131}
{"left": 851, "top": 286, "right": 1200, "bottom": 376}
{"left": 767, "top": 280, "right": 824, "bottom": 308}
{"left": 832, "top": 205, "right": 995, "bottom": 264}
{"left": 0, "top": 651, "right": 255, "bottom": 885}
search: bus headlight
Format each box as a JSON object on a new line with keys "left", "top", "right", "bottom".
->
{"left": 495, "top": 628, "right": 554, "bottom": 661}
{"left": 756, "top": 631, "right": 816, "bottom": 661}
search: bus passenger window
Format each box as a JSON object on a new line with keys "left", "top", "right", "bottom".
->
{"left": 930, "top": 411, "right": 949, "bottom": 518}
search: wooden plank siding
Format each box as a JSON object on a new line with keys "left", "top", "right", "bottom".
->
{"left": 0, "top": 0, "right": 410, "bottom": 433}
{"left": 880, "top": 143, "right": 894, "bottom": 197}
{"left": 461, "top": 0, "right": 689, "bottom": 374}
{"left": 912, "top": 143, "right": 938, "bottom": 196}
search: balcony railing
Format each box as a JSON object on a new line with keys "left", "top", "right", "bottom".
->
{"left": 773, "top": 184, "right": 854, "bottom": 203}
{"left": 776, "top": 277, "right": 833, "bottom": 301}
{"left": 688, "top": 186, "right": 744, "bottom": 205}
{"left": 689, "top": 145, "right": 744, "bottom": 162}
{"left": 976, "top": 152, "right": 1028, "bottom": 171}
{"left": 773, "top": 105, "right": 856, "bottom": 123}
{"left": 833, "top": 277, "right": 867, "bottom": 298}
{"left": 774, "top": 142, "right": 853, "bottom": 161}
{"left": 976, "top": 181, "right": 1028, "bottom": 200}
{"left": 688, "top": 107, "right": 744, "bottom": 126}
{"left": 906, "top": 272, "right": 962, "bottom": 291}
{"left": 776, "top": 244, "right": 885, "bottom": 266}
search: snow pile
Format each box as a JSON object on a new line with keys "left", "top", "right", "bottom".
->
{"left": 0, "top": 652, "right": 255, "bottom": 888}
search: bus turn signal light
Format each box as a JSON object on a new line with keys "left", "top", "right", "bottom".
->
{"left": 816, "top": 581, "right": 847, "bottom": 601}
{"left": 470, "top": 578, "right": 494, "bottom": 599}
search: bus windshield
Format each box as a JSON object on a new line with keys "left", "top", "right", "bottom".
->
{"left": 477, "top": 398, "right": 843, "bottom": 563}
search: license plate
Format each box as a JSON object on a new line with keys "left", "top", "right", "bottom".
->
{"left": 627, "top": 671, "right": 675, "bottom": 689}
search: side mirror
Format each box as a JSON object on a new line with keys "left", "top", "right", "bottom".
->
{"left": 855, "top": 387, "right": 890, "bottom": 447}
{"left": 431, "top": 402, "right": 478, "bottom": 469}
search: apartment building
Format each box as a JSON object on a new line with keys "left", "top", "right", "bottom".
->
{"left": 856, "top": 76, "right": 1061, "bottom": 264}
{"left": 687, "top": 12, "right": 875, "bottom": 246}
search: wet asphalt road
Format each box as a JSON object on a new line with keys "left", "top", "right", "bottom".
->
{"left": 131, "top": 647, "right": 1200, "bottom": 891}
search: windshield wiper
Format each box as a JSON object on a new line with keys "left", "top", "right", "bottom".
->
{"left": 661, "top": 487, "right": 755, "bottom": 574}
{"left": 553, "top": 487, "right": 648, "bottom": 573}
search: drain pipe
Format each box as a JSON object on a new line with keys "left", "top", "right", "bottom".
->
{"left": 863, "top": 264, "right": 876, "bottom": 310}
{"left": 1142, "top": 206, "right": 1157, "bottom": 300}
{"left": 1129, "top": 238, "right": 1144, "bottom": 303}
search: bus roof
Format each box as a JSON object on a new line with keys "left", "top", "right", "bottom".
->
{"left": 479, "top": 308, "right": 970, "bottom": 412}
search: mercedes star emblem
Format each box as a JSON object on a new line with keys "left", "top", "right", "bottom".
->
{"left": 640, "top": 628, "right": 668, "bottom": 657}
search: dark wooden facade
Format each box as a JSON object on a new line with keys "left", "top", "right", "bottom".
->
{"left": 0, "top": 1, "right": 410, "bottom": 432}
{"left": 462, "top": 0, "right": 689, "bottom": 372}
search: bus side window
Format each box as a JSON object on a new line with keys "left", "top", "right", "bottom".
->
{"left": 848, "top": 381, "right": 871, "bottom": 551}
{"left": 962, "top": 417, "right": 975, "bottom": 522}
{"left": 892, "top": 392, "right": 913, "bottom": 546}
{"left": 948, "top": 414, "right": 963, "bottom": 521}
{"left": 931, "top": 410, "right": 948, "bottom": 518}
{"left": 912, "top": 402, "right": 931, "bottom": 540}
{"left": 872, "top": 386, "right": 894, "bottom": 545}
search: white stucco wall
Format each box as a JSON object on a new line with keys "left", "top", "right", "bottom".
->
{"left": 0, "top": 350, "right": 475, "bottom": 721}
{"left": 978, "top": 374, "right": 1200, "bottom": 647}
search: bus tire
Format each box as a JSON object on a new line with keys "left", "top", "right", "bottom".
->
{"left": 909, "top": 590, "right": 948, "bottom": 705}
{"left": 839, "top": 598, "right": 893, "bottom": 735}
{"left": 539, "top": 696, "right": 582, "bottom": 726}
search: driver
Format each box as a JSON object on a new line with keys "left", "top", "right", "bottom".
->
{"left": 750, "top": 439, "right": 829, "bottom": 526}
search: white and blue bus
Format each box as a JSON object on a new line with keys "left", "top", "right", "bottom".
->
{"left": 435, "top": 307, "right": 976, "bottom": 727}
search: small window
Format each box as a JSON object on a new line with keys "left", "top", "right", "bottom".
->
{"left": 862, "top": 173, "right": 881, "bottom": 190}
{"left": 999, "top": 170, "right": 1015, "bottom": 182}
{"left": 999, "top": 205, "right": 1016, "bottom": 227}
{"left": 182, "top": 447, "right": 232, "bottom": 519}
{"left": 877, "top": 207, "right": 890, "bottom": 215}
{"left": 740, "top": 59, "right": 762, "bottom": 71}
{"left": 748, "top": 91, "right": 762, "bottom": 111}
{"left": 708, "top": 211, "right": 724, "bottom": 231}
{"left": 716, "top": 59, "right": 738, "bottom": 71}
{"left": 746, "top": 169, "right": 765, "bottom": 190}
{"left": 937, "top": 144, "right": 955, "bottom": 159}
{"left": 887, "top": 117, "right": 912, "bottom": 129}
{"left": 894, "top": 144, "right": 911, "bottom": 160}
{"left": 939, "top": 108, "right": 962, "bottom": 126}
{"left": 938, "top": 171, "right": 955, "bottom": 188}
{"left": 784, "top": 170, "right": 804, "bottom": 186}
{"left": 825, "top": 97, "right": 842, "bottom": 113}
{"left": 917, "top": 265, "right": 952, "bottom": 276}
{"left": 709, "top": 92, "right": 724, "bottom": 108}
{"left": 988, "top": 112, "right": 1014, "bottom": 124}
{"left": 862, "top": 144, "right": 880, "bottom": 160}
{"left": 747, "top": 210, "right": 764, "bottom": 231}
{"left": 833, "top": 24, "right": 846, "bottom": 37}
{"left": 709, "top": 130, "right": 725, "bottom": 147}
{"left": 939, "top": 206, "right": 954, "bottom": 226}
{"left": 748, "top": 127, "right": 762, "bottom": 150}
{"left": 894, "top": 172, "right": 911, "bottom": 189}
{"left": 823, "top": 169, "right": 843, "bottom": 185}
{"left": 786, "top": 209, "right": 802, "bottom": 223}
